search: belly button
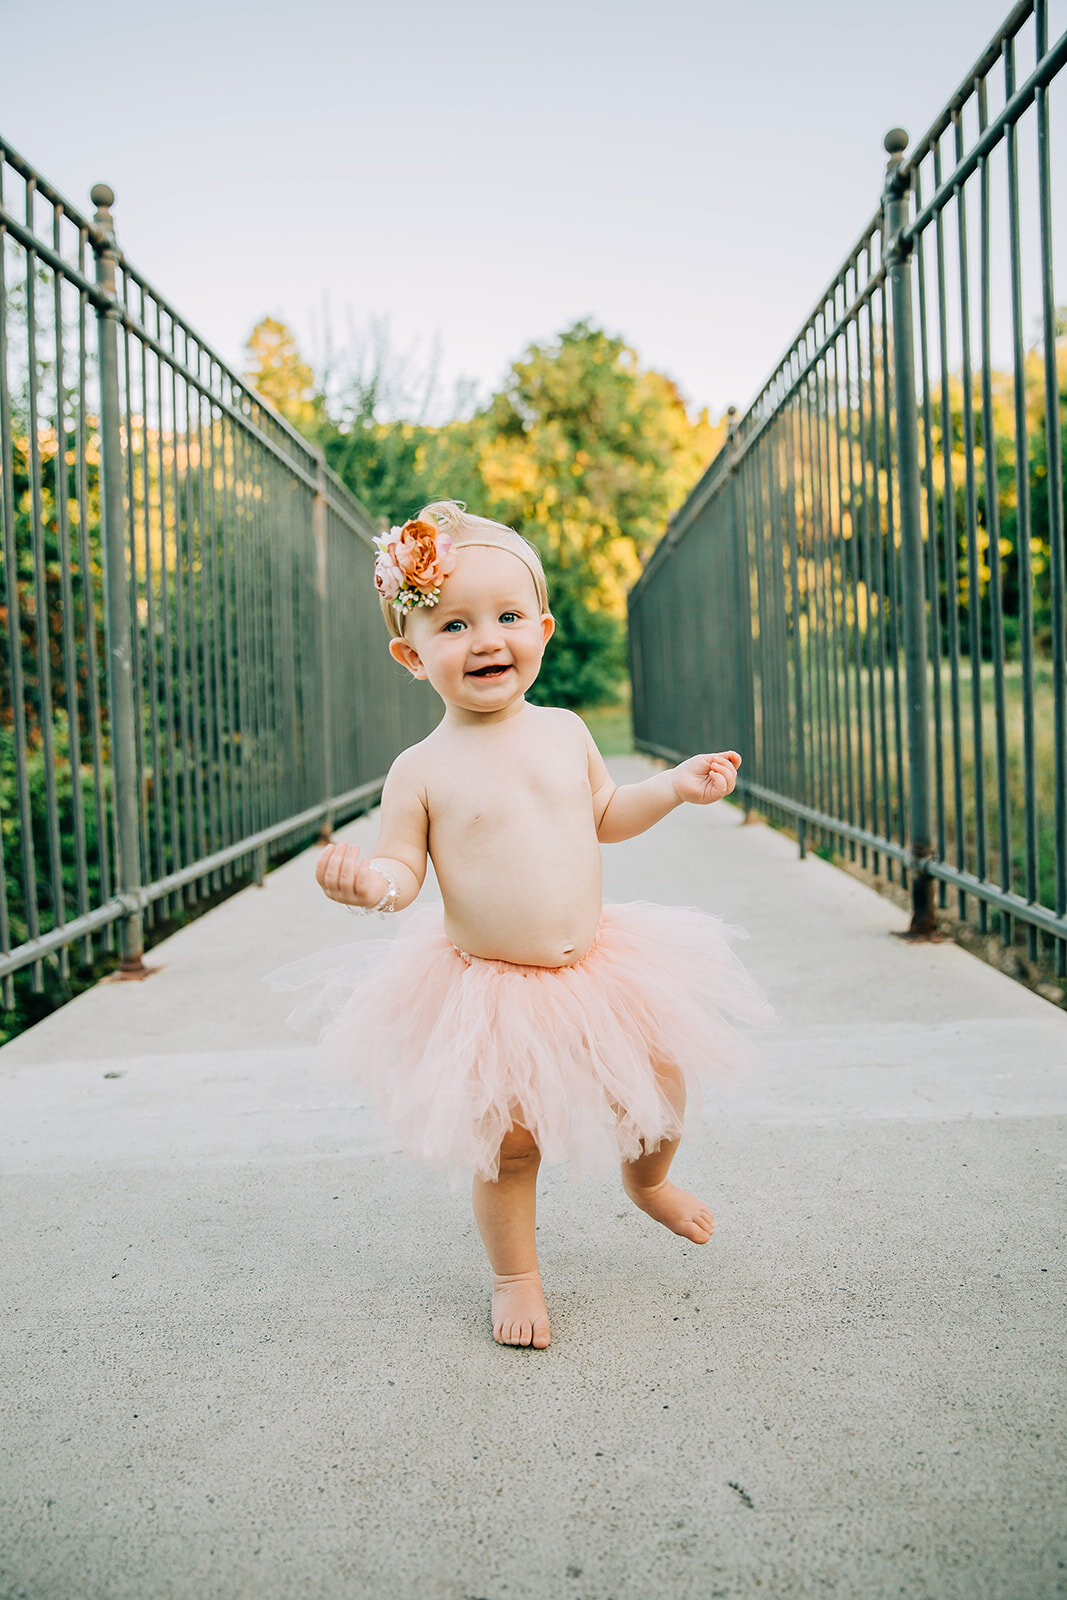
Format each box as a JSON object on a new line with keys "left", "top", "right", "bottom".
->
{"left": 562, "top": 943, "right": 575, "bottom": 954}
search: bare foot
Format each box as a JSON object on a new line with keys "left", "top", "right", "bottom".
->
{"left": 622, "top": 1175, "right": 715, "bottom": 1244}
{"left": 492, "top": 1270, "right": 551, "bottom": 1348}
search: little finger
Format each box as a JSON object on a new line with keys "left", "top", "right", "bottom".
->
{"left": 341, "top": 845, "right": 365, "bottom": 899}
{"left": 315, "top": 844, "right": 340, "bottom": 890}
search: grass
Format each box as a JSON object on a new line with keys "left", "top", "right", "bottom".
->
{"left": 581, "top": 664, "right": 1059, "bottom": 940}
{"left": 756, "top": 650, "right": 1064, "bottom": 989}
{"left": 765, "top": 654, "right": 1061, "bottom": 914}
{"left": 581, "top": 666, "right": 1063, "bottom": 996}
{"left": 579, "top": 695, "right": 635, "bottom": 757}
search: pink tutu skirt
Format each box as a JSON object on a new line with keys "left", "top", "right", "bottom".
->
{"left": 267, "top": 901, "right": 774, "bottom": 1182}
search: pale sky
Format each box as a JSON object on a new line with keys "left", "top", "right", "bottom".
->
{"left": 3, "top": 0, "right": 1064, "bottom": 420}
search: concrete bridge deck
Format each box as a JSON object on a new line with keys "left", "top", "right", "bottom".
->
{"left": 2, "top": 758, "right": 1064, "bottom": 1600}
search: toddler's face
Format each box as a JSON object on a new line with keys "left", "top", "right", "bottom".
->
{"left": 389, "top": 545, "right": 553, "bottom": 717}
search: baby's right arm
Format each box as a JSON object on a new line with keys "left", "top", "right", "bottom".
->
{"left": 315, "top": 747, "right": 429, "bottom": 913}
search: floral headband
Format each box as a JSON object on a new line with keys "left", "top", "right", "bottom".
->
{"left": 373, "top": 518, "right": 457, "bottom": 615}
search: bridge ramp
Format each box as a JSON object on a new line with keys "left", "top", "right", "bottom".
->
{"left": 2, "top": 758, "right": 1064, "bottom": 1600}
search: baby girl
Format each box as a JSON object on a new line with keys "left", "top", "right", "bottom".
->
{"left": 271, "top": 501, "right": 772, "bottom": 1348}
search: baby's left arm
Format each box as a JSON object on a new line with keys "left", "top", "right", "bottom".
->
{"left": 587, "top": 734, "right": 741, "bottom": 844}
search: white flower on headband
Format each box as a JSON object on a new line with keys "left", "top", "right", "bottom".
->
{"left": 373, "top": 518, "right": 457, "bottom": 612}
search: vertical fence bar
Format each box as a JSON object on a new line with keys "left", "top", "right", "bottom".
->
{"left": 856, "top": 259, "right": 882, "bottom": 875}
{"left": 91, "top": 184, "right": 146, "bottom": 974}
{"left": 976, "top": 77, "right": 1013, "bottom": 946}
{"left": 25, "top": 178, "right": 67, "bottom": 972}
{"left": 952, "top": 108, "right": 989, "bottom": 933}
{"left": 913, "top": 167, "right": 949, "bottom": 911}
{"left": 154, "top": 303, "right": 180, "bottom": 915}
{"left": 314, "top": 458, "right": 334, "bottom": 841}
{"left": 933, "top": 137, "right": 966, "bottom": 917}
{"left": 884, "top": 129, "right": 936, "bottom": 935}
{"left": 1035, "top": 0, "right": 1066, "bottom": 974}
{"left": 727, "top": 426, "right": 756, "bottom": 812}
{"left": 879, "top": 251, "right": 906, "bottom": 883}
{"left": 784, "top": 400, "right": 807, "bottom": 857}
{"left": 75, "top": 218, "right": 113, "bottom": 941}
{"left": 1004, "top": 35, "right": 1040, "bottom": 961}
{"left": 119, "top": 270, "right": 150, "bottom": 916}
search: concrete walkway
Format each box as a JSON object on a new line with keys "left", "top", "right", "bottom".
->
{"left": 2, "top": 758, "right": 1065, "bottom": 1600}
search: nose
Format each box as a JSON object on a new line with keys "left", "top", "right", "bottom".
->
{"left": 469, "top": 623, "right": 505, "bottom": 654}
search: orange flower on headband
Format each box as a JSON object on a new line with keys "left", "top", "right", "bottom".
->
{"left": 395, "top": 520, "right": 457, "bottom": 593}
{"left": 373, "top": 518, "right": 457, "bottom": 614}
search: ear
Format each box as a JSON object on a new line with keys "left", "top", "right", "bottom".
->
{"left": 389, "top": 635, "right": 427, "bottom": 679}
{"left": 540, "top": 611, "right": 555, "bottom": 649}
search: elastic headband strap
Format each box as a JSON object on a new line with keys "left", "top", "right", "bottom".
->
{"left": 453, "top": 539, "right": 548, "bottom": 608}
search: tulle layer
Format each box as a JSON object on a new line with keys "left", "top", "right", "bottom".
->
{"left": 266, "top": 901, "right": 774, "bottom": 1182}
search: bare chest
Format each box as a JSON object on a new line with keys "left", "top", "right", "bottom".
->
{"left": 426, "top": 740, "right": 592, "bottom": 842}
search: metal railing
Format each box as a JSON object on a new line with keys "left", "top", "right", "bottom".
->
{"left": 630, "top": 0, "right": 1067, "bottom": 973}
{"left": 0, "top": 141, "right": 437, "bottom": 1010}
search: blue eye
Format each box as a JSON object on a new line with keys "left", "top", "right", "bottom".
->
{"left": 500, "top": 611, "right": 520, "bottom": 623}
{"left": 443, "top": 619, "right": 465, "bottom": 633}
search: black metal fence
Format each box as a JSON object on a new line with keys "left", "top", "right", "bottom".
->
{"left": 630, "top": 0, "right": 1067, "bottom": 974}
{"left": 0, "top": 142, "right": 436, "bottom": 1011}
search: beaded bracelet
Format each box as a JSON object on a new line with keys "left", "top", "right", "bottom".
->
{"left": 345, "top": 859, "right": 400, "bottom": 918}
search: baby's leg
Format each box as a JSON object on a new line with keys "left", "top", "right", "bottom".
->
{"left": 620, "top": 1061, "right": 715, "bottom": 1245}
{"left": 472, "top": 1122, "right": 551, "bottom": 1348}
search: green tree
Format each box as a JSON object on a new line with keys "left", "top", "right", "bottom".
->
{"left": 472, "top": 321, "right": 724, "bottom": 704}
{"left": 244, "top": 317, "right": 325, "bottom": 434}
{"left": 479, "top": 323, "right": 715, "bottom": 599}
{"left": 245, "top": 315, "right": 726, "bottom": 706}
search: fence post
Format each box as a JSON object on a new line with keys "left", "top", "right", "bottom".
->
{"left": 724, "top": 408, "right": 757, "bottom": 824}
{"left": 313, "top": 457, "right": 334, "bottom": 843}
{"left": 91, "top": 185, "right": 148, "bottom": 975}
{"left": 883, "top": 130, "right": 937, "bottom": 937}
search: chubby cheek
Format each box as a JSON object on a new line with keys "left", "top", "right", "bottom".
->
{"left": 429, "top": 639, "right": 469, "bottom": 680}
{"left": 519, "top": 625, "right": 548, "bottom": 661}
{"left": 446, "top": 638, "right": 473, "bottom": 671}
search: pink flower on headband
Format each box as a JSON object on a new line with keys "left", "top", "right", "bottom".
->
{"left": 373, "top": 518, "right": 458, "bottom": 614}
{"left": 373, "top": 547, "right": 404, "bottom": 600}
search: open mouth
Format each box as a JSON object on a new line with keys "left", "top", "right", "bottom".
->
{"left": 467, "top": 664, "right": 513, "bottom": 680}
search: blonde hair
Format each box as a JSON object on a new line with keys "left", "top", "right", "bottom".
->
{"left": 378, "top": 500, "right": 550, "bottom": 639}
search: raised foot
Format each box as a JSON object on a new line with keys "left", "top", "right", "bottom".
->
{"left": 622, "top": 1176, "right": 715, "bottom": 1244}
{"left": 492, "top": 1271, "right": 551, "bottom": 1348}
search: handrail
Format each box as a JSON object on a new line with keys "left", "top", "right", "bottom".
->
{"left": 0, "top": 138, "right": 437, "bottom": 1024}
{"left": 629, "top": 0, "right": 1067, "bottom": 977}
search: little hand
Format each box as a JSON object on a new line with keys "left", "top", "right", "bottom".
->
{"left": 670, "top": 750, "right": 741, "bottom": 806}
{"left": 315, "top": 842, "right": 387, "bottom": 908}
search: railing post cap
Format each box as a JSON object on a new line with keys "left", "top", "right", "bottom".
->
{"left": 90, "top": 184, "right": 117, "bottom": 249}
{"left": 883, "top": 128, "right": 909, "bottom": 157}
